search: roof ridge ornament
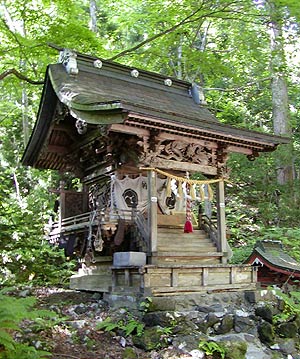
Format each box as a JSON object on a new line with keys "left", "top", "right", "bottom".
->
{"left": 58, "top": 49, "right": 79, "bottom": 75}
{"left": 190, "top": 83, "right": 207, "bottom": 105}
{"left": 130, "top": 69, "right": 139, "bottom": 78}
{"left": 94, "top": 59, "right": 103, "bottom": 69}
{"left": 164, "top": 78, "right": 172, "bottom": 87}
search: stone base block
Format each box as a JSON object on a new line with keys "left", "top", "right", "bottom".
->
{"left": 113, "top": 251, "right": 146, "bottom": 267}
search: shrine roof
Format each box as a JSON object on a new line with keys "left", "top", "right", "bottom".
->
{"left": 246, "top": 240, "right": 300, "bottom": 276}
{"left": 22, "top": 49, "right": 289, "bottom": 168}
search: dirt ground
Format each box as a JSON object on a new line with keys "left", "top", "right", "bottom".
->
{"left": 26, "top": 287, "right": 150, "bottom": 359}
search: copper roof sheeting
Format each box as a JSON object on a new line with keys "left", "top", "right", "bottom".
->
{"left": 246, "top": 240, "right": 300, "bottom": 275}
{"left": 22, "top": 50, "right": 290, "bottom": 169}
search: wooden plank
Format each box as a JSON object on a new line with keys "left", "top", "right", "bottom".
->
{"left": 148, "top": 170, "right": 158, "bottom": 253}
{"left": 110, "top": 123, "right": 149, "bottom": 136}
{"left": 48, "top": 145, "right": 69, "bottom": 154}
{"left": 156, "top": 257, "right": 221, "bottom": 265}
{"left": 230, "top": 267, "right": 237, "bottom": 284}
{"left": 171, "top": 268, "right": 178, "bottom": 287}
{"left": 156, "top": 252, "right": 222, "bottom": 257}
{"left": 151, "top": 158, "right": 217, "bottom": 175}
{"left": 145, "top": 273, "right": 172, "bottom": 287}
{"left": 202, "top": 267, "right": 208, "bottom": 286}
{"left": 150, "top": 282, "right": 258, "bottom": 296}
{"left": 176, "top": 270, "right": 203, "bottom": 287}
{"left": 157, "top": 132, "right": 218, "bottom": 149}
{"left": 216, "top": 180, "right": 227, "bottom": 264}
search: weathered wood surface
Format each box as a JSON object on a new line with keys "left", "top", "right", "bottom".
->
{"left": 143, "top": 264, "right": 257, "bottom": 296}
{"left": 154, "top": 225, "right": 221, "bottom": 265}
{"left": 157, "top": 213, "right": 198, "bottom": 227}
{"left": 69, "top": 253, "right": 257, "bottom": 294}
{"left": 150, "top": 158, "right": 218, "bottom": 175}
{"left": 70, "top": 261, "right": 112, "bottom": 292}
{"left": 107, "top": 264, "right": 257, "bottom": 296}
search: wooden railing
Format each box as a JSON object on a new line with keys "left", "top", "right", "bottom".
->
{"left": 199, "top": 214, "right": 220, "bottom": 251}
{"left": 133, "top": 210, "right": 150, "bottom": 254}
{"left": 48, "top": 208, "right": 150, "bottom": 253}
{"left": 198, "top": 212, "right": 232, "bottom": 259}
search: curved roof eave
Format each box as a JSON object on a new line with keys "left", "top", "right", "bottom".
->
{"left": 22, "top": 67, "right": 58, "bottom": 166}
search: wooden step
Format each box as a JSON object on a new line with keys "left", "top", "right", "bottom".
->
{"left": 158, "top": 237, "right": 215, "bottom": 244}
{"left": 158, "top": 228, "right": 205, "bottom": 234}
{"left": 158, "top": 236, "right": 212, "bottom": 243}
{"left": 154, "top": 255, "right": 221, "bottom": 265}
{"left": 157, "top": 250, "right": 220, "bottom": 256}
{"left": 158, "top": 231, "right": 210, "bottom": 237}
{"left": 157, "top": 245, "right": 217, "bottom": 252}
{"left": 157, "top": 213, "right": 197, "bottom": 227}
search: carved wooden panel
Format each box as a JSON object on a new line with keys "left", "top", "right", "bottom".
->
{"left": 142, "top": 139, "right": 218, "bottom": 167}
{"left": 63, "top": 191, "right": 88, "bottom": 218}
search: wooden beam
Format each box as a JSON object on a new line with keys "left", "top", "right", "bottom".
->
{"left": 157, "top": 132, "right": 218, "bottom": 149}
{"left": 216, "top": 180, "right": 227, "bottom": 264}
{"left": 151, "top": 158, "right": 217, "bottom": 175}
{"left": 48, "top": 145, "right": 68, "bottom": 154}
{"left": 226, "top": 145, "right": 253, "bottom": 155}
{"left": 148, "top": 170, "right": 158, "bottom": 255}
{"left": 109, "top": 123, "right": 149, "bottom": 136}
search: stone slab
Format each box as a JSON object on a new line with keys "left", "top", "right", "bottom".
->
{"left": 113, "top": 251, "right": 146, "bottom": 267}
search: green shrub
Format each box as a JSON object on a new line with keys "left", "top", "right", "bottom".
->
{"left": 0, "top": 289, "right": 55, "bottom": 359}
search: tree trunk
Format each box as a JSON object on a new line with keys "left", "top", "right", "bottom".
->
{"left": 22, "top": 85, "right": 29, "bottom": 146}
{"left": 89, "top": 0, "right": 98, "bottom": 33}
{"left": 268, "top": 1, "right": 293, "bottom": 184}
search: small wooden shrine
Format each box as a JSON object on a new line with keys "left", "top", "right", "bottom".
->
{"left": 246, "top": 240, "right": 300, "bottom": 288}
{"left": 22, "top": 49, "right": 289, "bottom": 297}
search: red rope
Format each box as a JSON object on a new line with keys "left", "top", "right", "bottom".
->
{"left": 184, "top": 183, "right": 193, "bottom": 233}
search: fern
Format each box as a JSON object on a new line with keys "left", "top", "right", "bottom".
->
{"left": 0, "top": 290, "right": 53, "bottom": 359}
{"left": 96, "top": 318, "right": 119, "bottom": 332}
{"left": 199, "top": 341, "right": 226, "bottom": 359}
{"left": 96, "top": 316, "right": 144, "bottom": 337}
{"left": 274, "top": 289, "right": 300, "bottom": 323}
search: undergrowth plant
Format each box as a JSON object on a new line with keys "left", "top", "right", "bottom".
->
{"left": 198, "top": 340, "right": 226, "bottom": 359}
{"left": 0, "top": 288, "right": 55, "bottom": 359}
{"left": 273, "top": 289, "right": 300, "bottom": 323}
{"left": 96, "top": 315, "right": 144, "bottom": 337}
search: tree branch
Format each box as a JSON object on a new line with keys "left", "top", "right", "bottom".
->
{"left": 203, "top": 77, "right": 272, "bottom": 92}
{"left": 52, "top": 353, "right": 79, "bottom": 359}
{"left": 0, "top": 68, "right": 44, "bottom": 85}
{"left": 107, "top": 1, "right": 266, "bottom": 61}
{"left": 108, "top": 5, "right": 206, "bottom": 60}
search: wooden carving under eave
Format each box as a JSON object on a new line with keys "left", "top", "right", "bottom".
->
{"left": 108, "top": 133, "right": 144, "bottom": 166}
{"left": 216, "top": 144, "right": 230, "bottom": 177}
{"left": 141, "top": 138, "right": 218, "bottom": 166}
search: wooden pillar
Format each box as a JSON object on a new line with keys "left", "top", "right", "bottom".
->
{"left": 59, "top": 181, "right": 66, "bottom": 231}
{"left": 216, "top": 180, "right": 227, "bottom": 264}
{"left": 148, "top": 170, "right": 157, "bottom": 257}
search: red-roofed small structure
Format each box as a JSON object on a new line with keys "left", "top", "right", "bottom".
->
{"left": 245, "top": 240, "right": 300, "bottom": 287}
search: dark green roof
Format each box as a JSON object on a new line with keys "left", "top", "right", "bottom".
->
{"left": 247, "top": 240, "right": 300, "bottom": 274}
{"left": 22, "top": 49, "right": 289, "bottom": 168}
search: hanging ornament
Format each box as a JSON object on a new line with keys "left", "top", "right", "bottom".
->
{"left": 208, "top": 184, "right": 214, "bottom": 201}
{"left": 190, "top": 184, "right": 196, "bottom": 200}
{"left": 166, "top": 178, "right": 172, "bottom": 198}
{"left": 184, "top": 174, "right": 193, "bottom": 233}
{"left": 198, "top": 185, "right": 205, "bottom": 201}
{"left": 177, "top": 181, "right": 183, "bottom": 198}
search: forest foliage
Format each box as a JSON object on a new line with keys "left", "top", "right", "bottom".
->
{"left": 1, "top": 0, "right": 300, "bottom": 284}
